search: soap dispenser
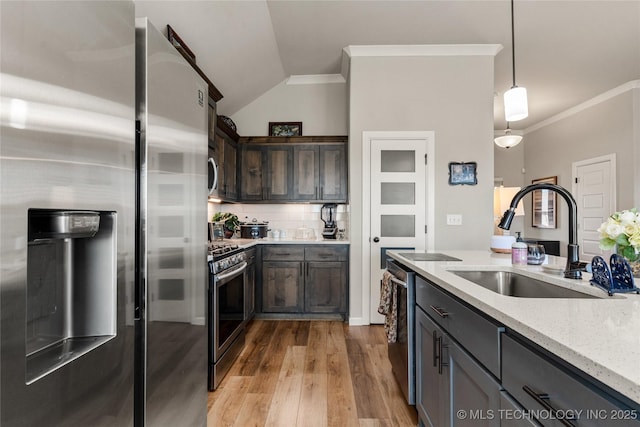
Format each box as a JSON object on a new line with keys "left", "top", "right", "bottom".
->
{"left": 511, "top": 232, "right": 527, "bottom": 265}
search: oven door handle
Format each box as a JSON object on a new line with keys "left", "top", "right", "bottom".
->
{"left": 215, "top": 261, "right": 247, "bottom": 281}
{"left": 390, "top": 276, "right": 408, "bottom": 289}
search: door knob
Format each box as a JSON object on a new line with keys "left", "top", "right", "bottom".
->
{"left": 373, "top": 237, "right": 380, "bottom": 242}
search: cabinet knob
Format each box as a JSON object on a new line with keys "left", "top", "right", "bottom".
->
{"left": 373, "top": 237, "right": 380, "bottom": 243}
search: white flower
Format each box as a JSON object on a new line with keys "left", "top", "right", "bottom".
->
{"left": 600, "top": 221, "right": 624, "bottom": 240}
{"left": 618, "top": 210, "right": 636, "bottom": 224}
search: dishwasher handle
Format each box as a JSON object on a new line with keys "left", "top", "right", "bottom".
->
{"left": 390, "top": 276, "right": 408, "bottom": 289}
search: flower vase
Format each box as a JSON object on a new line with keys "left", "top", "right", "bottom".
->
{"left": 616, "top": 246, "right": 640, "bottom": 278}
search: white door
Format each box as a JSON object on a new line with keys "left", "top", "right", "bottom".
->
{"left": 366, "top": 132, "right": 434, "bottom": 324}
{"left": 572, "top": 154, "right": 616, "bottom": 261}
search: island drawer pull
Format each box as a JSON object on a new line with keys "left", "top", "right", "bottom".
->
{"left": 523, "top": 385, "right": 576, "bottom": 427}
{"left": 432, "top": 331, "right": 448, "bottom": 374}
{"left": 430, "top": 305, "right": 449, "bottom": 318}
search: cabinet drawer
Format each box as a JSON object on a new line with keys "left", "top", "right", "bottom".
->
{"left": 416, "top": 276, "right": 502, "bottom": 379}
{"left": 262, "top": 245, "right": 304, "bottom": 261}
{"left": 305, "top": 245, "right": 348, "bottom": 261}
{"left": 502, "top": 334, "right": 638, "bottom": 426}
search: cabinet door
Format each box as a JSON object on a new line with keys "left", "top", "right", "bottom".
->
{"left": 214, "top": 133, "right": 226, "bottom": 196}
{"left": 245, "top": 261, "right": 256, "bottom": 320}
{"left": 293, "top": 145, "right": 319, "bottom": 200}
{"left": 416, "top": 306, "right": 449, "bottom": 427}
{"left": 223, "top": 139, "right": 237, "bottom": 200}
{"left": 305, "top": 261, "right": 346, "bottom": 314}
{"left": 319, "top": 144, "right": 347, "bottom": 201}
{"left": 449, "top": 339, "right": 501, "bottom": 427}
{"left": 240, "top": 145, "right": 264, "bottom": 201}
{"left": 266, "top": 146, "right": 293, "bottom": 200}
{"left": 261, "top": 261, "right": 303, "bottom": 312}
{"left": 500, "top": 392, "right": 540, "bottom": 427}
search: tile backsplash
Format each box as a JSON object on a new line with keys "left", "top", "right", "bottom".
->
{"left": 208, "top": 203, "right": 349, "bottom": 238}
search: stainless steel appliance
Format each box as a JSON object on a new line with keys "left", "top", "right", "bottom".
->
{"left": 385, "top": 259, "right": 417, "bottom": 405}
{"left": 0, "top": 3, "right": 208, "bottom": 425}
{"left": 321, "top": 203, "right": 338, "bottom": 239}
{"left": 208, "top": 242, "right": 247, "bottom": 390}
{"left": 208, "top": 154, "right": 219, "bottom": 197}
{"left": 135, "top": 17, "right": 208, "bottom": 426}
{"left": 1, "top": 2, "right": 136, "bottom": 425}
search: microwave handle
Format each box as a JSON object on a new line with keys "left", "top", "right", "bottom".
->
{"left": 209, "top": 158, "right": 218, "bottom": 191}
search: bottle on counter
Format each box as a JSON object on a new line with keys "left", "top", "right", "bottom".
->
{"left": 511, "top": 232, "right": 527, "bottom": 265}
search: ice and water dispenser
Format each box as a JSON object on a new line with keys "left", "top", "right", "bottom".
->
{"left": 26, "top": 209, "right": 117, "bottom": 383}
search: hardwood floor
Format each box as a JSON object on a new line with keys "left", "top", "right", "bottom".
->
{"left": 207, "top": 320, "right": 418, "bottom": 427}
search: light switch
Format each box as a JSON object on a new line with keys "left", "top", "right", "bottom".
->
{"left": 446, "top": 214, "right": 463, "bottom": 226}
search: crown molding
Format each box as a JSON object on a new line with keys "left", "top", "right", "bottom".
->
{"left": 525, "top": 80, "right": 640, "bottom": 134}
{"left": 286, "top": 74, "right": 346, "bottom": 85}
{"left": 343, "top": 44, "right": 503, "bottom": 58}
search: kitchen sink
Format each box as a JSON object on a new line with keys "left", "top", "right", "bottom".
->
{"left": 451, "top": 270, "right": 600, "bottom": 299}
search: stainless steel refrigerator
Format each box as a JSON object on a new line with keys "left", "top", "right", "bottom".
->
{"left": 135, "top": 17, "right": 208, "bottom": 427}
{"left": 0, "top": 2, "right": 208, "bottom": 425}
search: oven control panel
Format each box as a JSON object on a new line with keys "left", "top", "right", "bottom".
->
{"left": 212, "top": 251, "right": 247, "bottom": 275}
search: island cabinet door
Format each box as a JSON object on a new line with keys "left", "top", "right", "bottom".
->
{"left": 261, "top": 261, "right": 303, "bottom": 313}
{"left": 304, "top": 261, "right": 346, "bottom": 313}
{"left": 416, "top": 306, "right": 449, "bottom": 427}
{"left": 449, "top": 338, "right": 501, "bottom": 427}
{"left": 500, "top": 392, "right": 539, "bottom": 427}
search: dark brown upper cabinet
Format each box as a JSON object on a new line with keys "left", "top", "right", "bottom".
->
{"left": 238, "top": 136, "right": 347, "bottom": 203}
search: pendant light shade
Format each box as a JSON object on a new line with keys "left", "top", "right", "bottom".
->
{"left": 494, "top": 123, "right": 523, "bottom": 148}
{"left": 504, "top": 86, "right": 528, "bottom": 122}
{"left": 504, "top": 0, "right": 528, "bottom": 122}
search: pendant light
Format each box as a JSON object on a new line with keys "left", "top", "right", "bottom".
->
{"left": 504, "top": 0, "right": 528, "bottom": 122}
{"left": 494, "top": 122, "right": 523, "bottom": 148}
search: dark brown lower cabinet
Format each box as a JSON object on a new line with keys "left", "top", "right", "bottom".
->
{"left": 305, "top": 261, "right": 347, "bottom": 313}
{"left": 261, "top": 261, "right": 303, "bottom": 313}
{"left": 259, "top": 244, "right": 348, "bottom": 318}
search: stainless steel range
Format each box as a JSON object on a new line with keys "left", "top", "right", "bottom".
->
{"left": 208, "top": 241, "right": 247, "bottom": 390}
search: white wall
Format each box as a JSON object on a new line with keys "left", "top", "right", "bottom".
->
{"left": 348, "top": 51, "right": 497, "bottom": 324}
{"left": 230, "top": 78, "right": 348, "bottom": 136}
{"left": 519, "top": 83, "right": 639, "bottom": 256}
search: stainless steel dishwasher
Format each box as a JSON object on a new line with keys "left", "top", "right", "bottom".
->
{"left": 385, "top": 258, "right": 416, "bottom": 405}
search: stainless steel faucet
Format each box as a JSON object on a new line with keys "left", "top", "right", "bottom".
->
{"left": 498, "top": 183, "right": 582, "bottom": 279}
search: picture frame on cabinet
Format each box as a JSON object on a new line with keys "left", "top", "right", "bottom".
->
{"left": 269, "top": 121, "right": 302, "bottom": 137}
{"left": 532, "top": 176, "right": 557, "bottom": 228}
{"left": 448, "top": 161, "right": 477, "bottom": 185}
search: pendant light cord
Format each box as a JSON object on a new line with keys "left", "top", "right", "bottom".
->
{"left": 510, "top": 0, "right": 517, "bottom": 87}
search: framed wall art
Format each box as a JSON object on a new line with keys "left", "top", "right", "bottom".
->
{"left": 269, "top": 121, "right": 302, "bottom": 137}
{"left": 448, "top": 162, "right": 477, "bottom": 186}
{"left": 531, "top": 176, "right": 557, "bottom": 228}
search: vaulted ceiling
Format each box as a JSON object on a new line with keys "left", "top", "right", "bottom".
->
{"left": 134, "top": 0, "right": 640, "bottom": 131}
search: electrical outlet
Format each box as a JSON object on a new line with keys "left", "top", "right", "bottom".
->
{"left": 446, "top": 214, "right": 463, "bottom": 226}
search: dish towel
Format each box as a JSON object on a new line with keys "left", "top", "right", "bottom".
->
{"left": 378, "top": 271, "right": 398, "bottom": 343}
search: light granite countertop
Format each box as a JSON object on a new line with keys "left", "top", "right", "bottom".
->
{"left": 387, "top": 249, "right": 640, "bottom": 406}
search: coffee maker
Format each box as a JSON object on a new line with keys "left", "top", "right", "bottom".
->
{"left": 321, "top": 203, "right": 338, "bottom": 239}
